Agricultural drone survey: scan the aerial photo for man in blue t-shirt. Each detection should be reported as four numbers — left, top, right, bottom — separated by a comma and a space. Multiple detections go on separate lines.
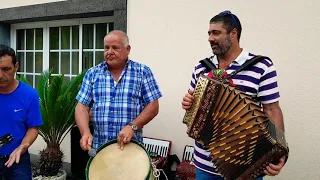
0, 44, 43, 180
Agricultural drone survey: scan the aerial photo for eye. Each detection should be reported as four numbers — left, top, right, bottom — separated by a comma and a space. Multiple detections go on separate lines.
2, 67, 10, 71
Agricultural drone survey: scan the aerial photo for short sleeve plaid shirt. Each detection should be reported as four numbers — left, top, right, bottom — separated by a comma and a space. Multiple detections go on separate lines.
76, 59, 162, 148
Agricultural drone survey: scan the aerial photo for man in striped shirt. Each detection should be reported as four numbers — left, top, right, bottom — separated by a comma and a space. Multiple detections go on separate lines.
182, 11, 286, 179
75, 30, 162, 151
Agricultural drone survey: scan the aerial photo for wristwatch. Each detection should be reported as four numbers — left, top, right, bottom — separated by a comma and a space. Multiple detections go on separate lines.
128, 122, 139, 131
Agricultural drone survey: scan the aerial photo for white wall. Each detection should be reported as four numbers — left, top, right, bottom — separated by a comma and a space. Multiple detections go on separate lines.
127, 0, 320, 180
2, 0, 319, 179
0, 0, 65, 9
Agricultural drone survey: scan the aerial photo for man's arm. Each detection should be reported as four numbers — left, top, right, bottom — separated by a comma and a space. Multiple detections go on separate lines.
130, 100, 159, 128
75, 102, 92, 151
75, 102, 91, 135
5, 127, 39, 167
20, 127, 39, 148
262, 101, 287, 176
263, 101, 285, 131
117, 100, 159, 150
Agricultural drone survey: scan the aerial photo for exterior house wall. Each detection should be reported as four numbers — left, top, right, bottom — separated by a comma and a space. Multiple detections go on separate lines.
0, 1, 319, 179
127, 1, 320, 180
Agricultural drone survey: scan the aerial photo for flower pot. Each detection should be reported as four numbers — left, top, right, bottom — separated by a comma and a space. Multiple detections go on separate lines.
32, 170, 67, 180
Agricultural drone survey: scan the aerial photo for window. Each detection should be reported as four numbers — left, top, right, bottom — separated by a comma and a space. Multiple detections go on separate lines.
11, 17, 114, 87
15, 28, 44, 87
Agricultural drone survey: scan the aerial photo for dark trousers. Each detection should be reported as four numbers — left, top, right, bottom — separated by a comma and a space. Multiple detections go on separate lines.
0, 152, 32, 180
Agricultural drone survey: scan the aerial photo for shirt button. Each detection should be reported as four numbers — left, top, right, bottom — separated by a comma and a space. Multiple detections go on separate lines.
112, 97, 115, 101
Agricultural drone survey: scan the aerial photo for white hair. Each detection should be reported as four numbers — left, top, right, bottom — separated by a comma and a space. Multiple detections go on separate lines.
104, 30, 129, 46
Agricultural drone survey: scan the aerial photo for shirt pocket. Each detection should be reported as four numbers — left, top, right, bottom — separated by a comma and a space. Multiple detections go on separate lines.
125, 82, 143, 105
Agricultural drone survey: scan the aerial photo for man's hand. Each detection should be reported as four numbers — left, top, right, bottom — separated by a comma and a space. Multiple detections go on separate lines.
264, 156, 286, 176
5, 143, 29, 168
80, 133, 93, 151
182, 90, 194, 110
117, 125, 134, 150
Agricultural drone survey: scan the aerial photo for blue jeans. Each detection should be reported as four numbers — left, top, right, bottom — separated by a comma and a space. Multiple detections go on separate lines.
196, 168, 263, 180
0, 152, 32, 180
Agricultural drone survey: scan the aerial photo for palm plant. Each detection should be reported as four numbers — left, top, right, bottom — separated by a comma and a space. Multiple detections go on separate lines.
18, 70, 85, 177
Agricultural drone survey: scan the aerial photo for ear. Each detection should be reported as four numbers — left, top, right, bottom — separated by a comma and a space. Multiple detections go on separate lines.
14, 62, 19, 72
230, 28, 238, 40
126, 45, 131, 55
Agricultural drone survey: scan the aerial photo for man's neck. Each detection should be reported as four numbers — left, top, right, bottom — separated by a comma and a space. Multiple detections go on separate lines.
108, 59, 128, 81
0, 79, 19, 94
109, 65, 126, 82
218, 47, 242, 69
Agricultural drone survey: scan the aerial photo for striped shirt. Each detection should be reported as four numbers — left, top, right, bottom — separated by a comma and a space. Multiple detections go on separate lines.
189, 50, 280, 174
76, 59, 162, 149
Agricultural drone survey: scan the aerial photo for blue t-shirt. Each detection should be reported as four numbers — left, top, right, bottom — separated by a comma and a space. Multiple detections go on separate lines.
0, 81, 43, 155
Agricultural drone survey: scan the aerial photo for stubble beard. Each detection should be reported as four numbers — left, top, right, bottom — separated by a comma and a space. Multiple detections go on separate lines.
212, 36, 232, 56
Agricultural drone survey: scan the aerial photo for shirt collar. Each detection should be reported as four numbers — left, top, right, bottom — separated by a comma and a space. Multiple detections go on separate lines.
209, 49, 250, 68
102, 58, 131, 72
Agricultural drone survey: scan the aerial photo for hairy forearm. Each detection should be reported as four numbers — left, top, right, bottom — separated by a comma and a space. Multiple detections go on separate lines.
263, 102, 285, 131
21, 127, 39, 148
131, 100, 159, 128
75, 102, 90, 135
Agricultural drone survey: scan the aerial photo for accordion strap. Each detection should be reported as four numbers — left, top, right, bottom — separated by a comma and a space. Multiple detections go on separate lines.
225, 55, 271, 79
199, 55, 270, 78
199, 56, 216, 71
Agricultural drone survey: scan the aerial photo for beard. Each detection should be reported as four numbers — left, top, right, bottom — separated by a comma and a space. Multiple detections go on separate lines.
211, 36, 232, 56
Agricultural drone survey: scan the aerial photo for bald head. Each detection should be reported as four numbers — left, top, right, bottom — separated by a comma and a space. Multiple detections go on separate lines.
103, 30, 131, 69
104, 30, 129, 47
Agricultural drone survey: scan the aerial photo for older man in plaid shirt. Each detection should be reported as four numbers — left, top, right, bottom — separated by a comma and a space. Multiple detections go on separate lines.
75, 30, 162, 151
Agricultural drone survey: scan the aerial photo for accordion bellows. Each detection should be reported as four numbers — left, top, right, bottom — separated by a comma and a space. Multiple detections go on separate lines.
183, 75, 288, 180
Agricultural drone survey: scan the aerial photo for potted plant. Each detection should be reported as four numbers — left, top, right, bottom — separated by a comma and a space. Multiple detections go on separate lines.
18, 70, 85, 180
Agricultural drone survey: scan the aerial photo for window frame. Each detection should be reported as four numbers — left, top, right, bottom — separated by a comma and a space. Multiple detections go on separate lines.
10, 16, 114, 80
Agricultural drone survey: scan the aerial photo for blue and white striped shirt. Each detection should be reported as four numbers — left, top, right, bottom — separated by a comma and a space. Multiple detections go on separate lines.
189, 50, 280, 174
76, 59, 162, 149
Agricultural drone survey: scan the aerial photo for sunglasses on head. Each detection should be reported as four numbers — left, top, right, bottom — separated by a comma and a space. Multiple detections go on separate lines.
218, 10, 239, 27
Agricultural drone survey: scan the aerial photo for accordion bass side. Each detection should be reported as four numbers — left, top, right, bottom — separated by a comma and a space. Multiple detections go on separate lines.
183, 75, 288, 180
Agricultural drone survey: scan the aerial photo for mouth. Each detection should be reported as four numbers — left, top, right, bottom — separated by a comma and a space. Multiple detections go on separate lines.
210, 42, 218, 48
106, 56, 116, 60
211, 44, 218, 49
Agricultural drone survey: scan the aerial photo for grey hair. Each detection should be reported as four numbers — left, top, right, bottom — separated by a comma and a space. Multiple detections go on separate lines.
105, 30, 129, 46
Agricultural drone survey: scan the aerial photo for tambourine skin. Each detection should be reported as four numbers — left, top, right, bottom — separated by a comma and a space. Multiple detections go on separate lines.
85, 139, 152, 180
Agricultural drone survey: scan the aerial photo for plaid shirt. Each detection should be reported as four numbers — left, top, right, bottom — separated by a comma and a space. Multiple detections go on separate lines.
76, 59, 162, 149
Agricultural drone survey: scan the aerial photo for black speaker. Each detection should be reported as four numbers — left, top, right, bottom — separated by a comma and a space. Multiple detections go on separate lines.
70, 124, 94, 179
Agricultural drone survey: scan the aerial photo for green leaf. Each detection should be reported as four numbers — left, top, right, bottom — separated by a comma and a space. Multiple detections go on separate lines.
34, 69, 86, 147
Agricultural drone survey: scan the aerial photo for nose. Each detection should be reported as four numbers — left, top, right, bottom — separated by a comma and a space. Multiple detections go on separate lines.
106, 48, 115, 55
208, 34, 215, 42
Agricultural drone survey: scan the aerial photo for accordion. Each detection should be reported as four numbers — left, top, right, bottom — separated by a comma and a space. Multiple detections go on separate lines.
183, 75, 288, 180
